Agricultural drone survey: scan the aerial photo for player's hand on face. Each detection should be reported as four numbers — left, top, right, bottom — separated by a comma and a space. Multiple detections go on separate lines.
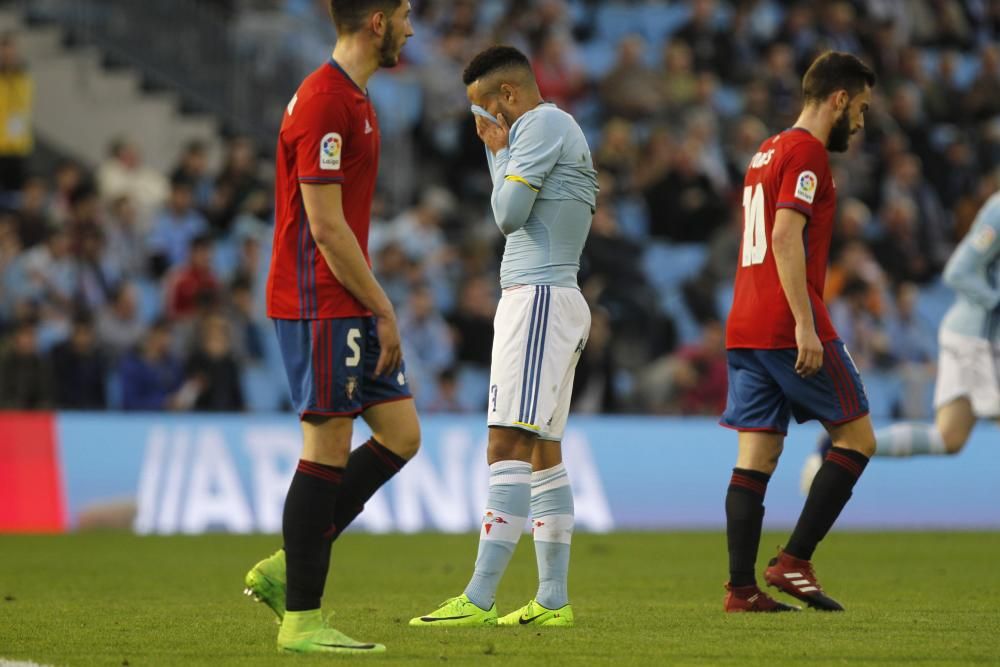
794, 324, 823, 378
374, 314, 403, 377
475, 113, 510, 155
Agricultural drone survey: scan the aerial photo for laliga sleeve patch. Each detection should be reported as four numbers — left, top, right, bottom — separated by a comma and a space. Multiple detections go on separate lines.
971, 225, 996, 253
320, 132, 342, 170
794, 170, 818, 204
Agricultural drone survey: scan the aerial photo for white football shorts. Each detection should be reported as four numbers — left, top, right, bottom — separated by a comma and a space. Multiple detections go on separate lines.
487, 284, 591, 441
934, 328, 1000, 418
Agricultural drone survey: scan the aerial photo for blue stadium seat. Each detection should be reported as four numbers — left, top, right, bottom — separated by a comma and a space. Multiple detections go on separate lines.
916, 279, 952, 329
642, 242, 708, 290
456, 365, 490, 413
638, 3, 690, 45
578, 39, 618, 79
862, 371, 901, 420
659, 285, 702, 345
242, 364, 285, 412
715, 284, 735, 322
594, 4, 641, 43
135, 278, 164, 325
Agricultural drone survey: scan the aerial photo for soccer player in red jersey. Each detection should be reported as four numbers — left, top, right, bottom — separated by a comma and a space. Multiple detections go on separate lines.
243, 0, 417, 654
720, 52, 876, 613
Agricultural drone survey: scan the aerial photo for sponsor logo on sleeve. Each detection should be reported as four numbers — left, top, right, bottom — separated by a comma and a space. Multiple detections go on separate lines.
794, 170, 817, 204
320, 132, 342, 170
971, 225, 996, 253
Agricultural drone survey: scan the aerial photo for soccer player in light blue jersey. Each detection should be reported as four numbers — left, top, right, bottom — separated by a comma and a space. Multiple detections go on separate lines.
411, 46, 598, 628
804, 185, 1000, 484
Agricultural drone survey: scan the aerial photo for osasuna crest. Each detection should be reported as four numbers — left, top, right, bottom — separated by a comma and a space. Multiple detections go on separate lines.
345, 376, 358, 401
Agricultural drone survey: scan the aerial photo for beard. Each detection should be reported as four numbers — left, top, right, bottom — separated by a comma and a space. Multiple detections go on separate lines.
826, 110, 852, 152
377, 21, 400, 67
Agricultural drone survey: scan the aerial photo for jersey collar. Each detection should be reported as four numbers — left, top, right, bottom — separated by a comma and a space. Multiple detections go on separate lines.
327, 58, 367, 96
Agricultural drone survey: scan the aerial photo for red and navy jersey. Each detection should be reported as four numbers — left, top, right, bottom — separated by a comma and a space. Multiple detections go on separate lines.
267, 59, 380, 320
726, 128, 838, 349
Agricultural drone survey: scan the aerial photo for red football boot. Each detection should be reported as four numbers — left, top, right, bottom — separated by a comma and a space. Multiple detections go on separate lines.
764, 549, 844, 611
724, 583, 800, 612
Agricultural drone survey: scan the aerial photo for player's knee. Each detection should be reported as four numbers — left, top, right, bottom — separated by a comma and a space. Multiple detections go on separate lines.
376, 424, 421, 460
940, 430, 967, 455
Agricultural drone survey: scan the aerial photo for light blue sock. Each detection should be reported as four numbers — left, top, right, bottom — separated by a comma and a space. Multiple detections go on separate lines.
874, 423, 946, 457
464, 460, 531, 610
530, 463, 574, 610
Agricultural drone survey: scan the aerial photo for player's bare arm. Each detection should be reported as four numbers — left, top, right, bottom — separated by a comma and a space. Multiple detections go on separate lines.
300, 182, 402, 376
772, 208, 822, 377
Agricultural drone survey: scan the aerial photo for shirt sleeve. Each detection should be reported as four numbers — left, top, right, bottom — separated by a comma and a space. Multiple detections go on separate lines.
775, 141, 826, 220
293, 93, 352, 184
504, 111, 563, 191
942, 196, 1000, 309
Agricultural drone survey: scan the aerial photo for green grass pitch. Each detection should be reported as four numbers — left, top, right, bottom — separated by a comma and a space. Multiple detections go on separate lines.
1, 532, 998, 665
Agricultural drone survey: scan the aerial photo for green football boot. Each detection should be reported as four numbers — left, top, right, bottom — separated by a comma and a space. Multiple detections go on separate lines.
498, 599, 574, 627
244, 549, 286, 622
409, 594, 497, 627
278, 609, 385, 654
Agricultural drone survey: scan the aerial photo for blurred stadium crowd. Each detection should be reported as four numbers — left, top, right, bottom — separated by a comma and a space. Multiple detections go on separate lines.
0, 0, 998, 416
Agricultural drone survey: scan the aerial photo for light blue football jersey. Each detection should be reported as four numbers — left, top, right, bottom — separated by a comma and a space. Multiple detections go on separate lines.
485, 103, 598, 289
941, 192, 1000, 341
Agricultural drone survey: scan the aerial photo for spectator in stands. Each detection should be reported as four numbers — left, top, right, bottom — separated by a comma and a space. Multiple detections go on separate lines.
104, 195, 146, 278
96, 282, 145, 360
643, 139, 726, 242
571, 306, 619, 414
660, 41, 698, 116
0, 317, 54, 409
119, 319, 190, 411
9, 225, 76, 310
209, 136, 261, 233
531, 28, 587, 113
50, 159, 83, 226
0, 33, 33, 193
384, 186, 455, 268
51, 311, 107, 409
593, 118, 638, 188
74, 224, 119, 310
0, 213, 20, 319
965, 44, 1000, 121
164, 234, 220, 319
147, 174, 209, 272
227, 276, 264, 363
400, 282, 455, 383
13, 176, 52, 249
674, 0, 732, 79
598, 35, 662, 121
186, 313, 244, 412
882, 153, 951, 272
96, 137, 168, 219
425, 366, 464, 413
446, 275, 496, 369
373, 241, 417, 309
171, 139, 215, 210
673, 317, 728, 415
829, 277, 892, 371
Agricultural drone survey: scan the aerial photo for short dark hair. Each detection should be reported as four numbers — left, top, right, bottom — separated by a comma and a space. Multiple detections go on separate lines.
802, 51, 876, 104
328, 0, 401, 34
462, 45, 532, 86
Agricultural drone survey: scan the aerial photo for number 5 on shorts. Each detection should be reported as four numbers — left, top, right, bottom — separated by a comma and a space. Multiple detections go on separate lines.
346, 328, 361, 367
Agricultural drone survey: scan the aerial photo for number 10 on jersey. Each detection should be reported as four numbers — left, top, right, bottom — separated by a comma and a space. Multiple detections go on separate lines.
741, 184, 767, 267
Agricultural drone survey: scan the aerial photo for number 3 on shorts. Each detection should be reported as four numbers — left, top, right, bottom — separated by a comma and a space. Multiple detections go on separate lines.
346, 328, 361, 367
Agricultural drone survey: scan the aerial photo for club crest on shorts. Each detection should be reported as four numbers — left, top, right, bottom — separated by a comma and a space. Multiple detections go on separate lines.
345, 376, 358, 401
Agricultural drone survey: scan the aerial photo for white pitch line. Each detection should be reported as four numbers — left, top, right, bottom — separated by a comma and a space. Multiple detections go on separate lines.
0, 659, 58, 667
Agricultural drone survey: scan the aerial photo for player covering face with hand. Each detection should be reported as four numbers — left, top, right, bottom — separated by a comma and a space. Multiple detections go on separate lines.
410, 46, 598, 628
241, 0, 417, 655
720, 51, 876, 612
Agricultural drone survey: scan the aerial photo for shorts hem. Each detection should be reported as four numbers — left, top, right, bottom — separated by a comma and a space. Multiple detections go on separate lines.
821, 411, 870, 427
300, 408, 362, 419
718, 420, 787, 436
488, 421, 543, 437
362, 395, 413, 411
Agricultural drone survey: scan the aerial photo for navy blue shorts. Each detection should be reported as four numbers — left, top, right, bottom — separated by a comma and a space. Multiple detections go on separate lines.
273, 316, 411, 418
720, 338, 869, 435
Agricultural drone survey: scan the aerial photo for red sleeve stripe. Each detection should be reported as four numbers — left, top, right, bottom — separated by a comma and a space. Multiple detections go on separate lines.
299, 176, 344, 183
